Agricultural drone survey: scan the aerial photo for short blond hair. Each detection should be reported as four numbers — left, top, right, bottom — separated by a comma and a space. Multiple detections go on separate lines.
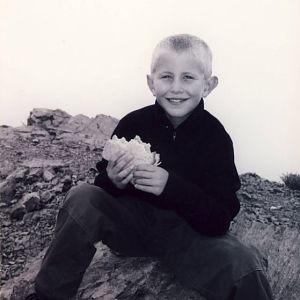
151, 34, 213, 78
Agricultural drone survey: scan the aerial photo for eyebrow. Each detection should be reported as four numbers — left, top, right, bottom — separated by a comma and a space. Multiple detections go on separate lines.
182, 72, 197, 76
158, 71, 197, 75
158, 71, 173, 74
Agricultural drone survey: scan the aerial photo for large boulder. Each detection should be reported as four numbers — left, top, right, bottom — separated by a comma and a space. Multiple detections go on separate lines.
1, 244, 204, 300
27, 108, 71, 129
1, 186, 299, 300
26, 108, 118, 149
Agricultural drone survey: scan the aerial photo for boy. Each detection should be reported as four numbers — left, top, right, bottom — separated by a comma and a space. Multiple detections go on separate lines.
26, 34, 273, 300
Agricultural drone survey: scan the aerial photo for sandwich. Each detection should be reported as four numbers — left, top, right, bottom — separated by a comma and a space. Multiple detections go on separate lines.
102, 135, 161, 166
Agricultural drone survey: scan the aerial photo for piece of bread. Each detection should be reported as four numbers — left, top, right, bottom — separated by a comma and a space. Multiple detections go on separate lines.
102, 135, 161, 166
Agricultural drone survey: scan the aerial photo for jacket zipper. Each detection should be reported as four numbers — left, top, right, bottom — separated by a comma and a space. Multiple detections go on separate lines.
173, 130, 176, 141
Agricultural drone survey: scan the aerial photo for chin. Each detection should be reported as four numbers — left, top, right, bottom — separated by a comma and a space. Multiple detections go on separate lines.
167, 110, 191, 121
166, 107, 190, 117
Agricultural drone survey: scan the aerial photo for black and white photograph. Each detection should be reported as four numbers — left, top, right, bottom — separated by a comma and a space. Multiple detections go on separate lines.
0, 1, 299, 299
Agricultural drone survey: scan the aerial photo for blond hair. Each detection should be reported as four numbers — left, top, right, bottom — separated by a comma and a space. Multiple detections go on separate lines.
151, 34, 213, 78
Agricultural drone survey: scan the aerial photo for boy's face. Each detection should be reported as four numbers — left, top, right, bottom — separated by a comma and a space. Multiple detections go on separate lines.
147, 50, 215, 127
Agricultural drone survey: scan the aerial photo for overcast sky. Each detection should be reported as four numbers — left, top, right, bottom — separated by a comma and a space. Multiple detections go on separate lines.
1, 0, 299, 182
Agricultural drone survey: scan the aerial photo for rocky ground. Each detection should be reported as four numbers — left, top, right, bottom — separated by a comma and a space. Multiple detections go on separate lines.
0, 109, 299, 299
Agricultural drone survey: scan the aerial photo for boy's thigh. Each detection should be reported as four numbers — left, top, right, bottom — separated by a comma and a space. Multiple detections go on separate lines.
64, 183, 155, 257
97, 193, 156, 257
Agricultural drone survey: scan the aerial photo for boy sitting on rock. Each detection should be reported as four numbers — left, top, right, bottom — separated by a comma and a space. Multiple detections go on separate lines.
26, 34, 273, 300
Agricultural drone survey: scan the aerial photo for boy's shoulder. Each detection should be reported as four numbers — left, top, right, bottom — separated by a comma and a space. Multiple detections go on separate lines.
203, 110, 233, 145
204, 109, 226, 130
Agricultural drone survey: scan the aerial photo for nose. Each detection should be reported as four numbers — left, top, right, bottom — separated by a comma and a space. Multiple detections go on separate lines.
170, 78, 183, 94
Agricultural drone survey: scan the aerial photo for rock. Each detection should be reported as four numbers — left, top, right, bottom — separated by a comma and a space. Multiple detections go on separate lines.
62, 175, 73, 192
40, 190, 54, 204
55, 114, 118, 150
21, 159, 67, 169
50, 177, 59, 185
0, 161, 16, 180
25, 168, 43, 184
27, 108, 71, 128
0, 179, 17, 205
2, 220, 12, 227
34, 182, 47, 190
31, 138, 40, 145
271, 187, 283, 194
1, 110, 300, 299
6, 168, 28, 182
270, 205, 282, 210
21, 192, 40, 212
51, 184, 64, 195
239, 191, 252, 201
30, 130, 49, 138
0, 245, 204, 300
10, 204, 26, 220
14, 126, 34, 134
43, 169, 55, 182
26, 109, 118, 150
60, 114, 91, 132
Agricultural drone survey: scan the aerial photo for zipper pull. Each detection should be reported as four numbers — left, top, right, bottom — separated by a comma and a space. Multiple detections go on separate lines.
173, 131, 176, 141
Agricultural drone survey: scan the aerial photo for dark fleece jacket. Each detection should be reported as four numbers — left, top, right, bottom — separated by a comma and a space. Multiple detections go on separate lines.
94, 99, 241, 236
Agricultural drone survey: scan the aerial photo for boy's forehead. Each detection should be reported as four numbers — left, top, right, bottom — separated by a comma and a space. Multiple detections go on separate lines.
152, 49, 205, 73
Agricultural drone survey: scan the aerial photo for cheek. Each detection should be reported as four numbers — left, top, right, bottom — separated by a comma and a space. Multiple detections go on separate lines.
154, 82, 170, 95
189, 83, 205, 96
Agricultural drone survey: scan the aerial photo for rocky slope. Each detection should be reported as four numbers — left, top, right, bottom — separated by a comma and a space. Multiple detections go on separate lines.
0, 109, 299, 300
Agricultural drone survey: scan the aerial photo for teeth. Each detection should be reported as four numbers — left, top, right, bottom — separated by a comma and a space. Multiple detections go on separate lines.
169, 99, 184, 103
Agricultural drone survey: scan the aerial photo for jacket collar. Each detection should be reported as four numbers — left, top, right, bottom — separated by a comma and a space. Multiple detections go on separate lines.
154, 98, 205, 129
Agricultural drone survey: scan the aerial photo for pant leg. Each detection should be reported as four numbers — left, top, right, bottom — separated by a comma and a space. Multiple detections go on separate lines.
230, 270, 273, 300
149, 208, 274, 300
35, 183, 154, 300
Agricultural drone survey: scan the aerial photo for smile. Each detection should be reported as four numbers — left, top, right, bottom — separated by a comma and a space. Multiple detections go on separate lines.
166, 98, 188, 104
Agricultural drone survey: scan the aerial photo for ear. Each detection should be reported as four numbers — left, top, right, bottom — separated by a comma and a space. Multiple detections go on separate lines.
203, 76, 218, 97
147, 74, 156, 96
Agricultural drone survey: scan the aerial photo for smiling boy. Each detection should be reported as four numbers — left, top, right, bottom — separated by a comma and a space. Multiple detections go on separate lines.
27, 34, 273, 300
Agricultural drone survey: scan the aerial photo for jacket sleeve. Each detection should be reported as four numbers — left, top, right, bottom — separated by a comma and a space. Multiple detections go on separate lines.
159, 136, 241, 236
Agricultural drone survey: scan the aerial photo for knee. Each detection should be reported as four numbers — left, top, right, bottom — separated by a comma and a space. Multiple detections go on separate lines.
63, 183, 109, 214
220, 240, 265, 279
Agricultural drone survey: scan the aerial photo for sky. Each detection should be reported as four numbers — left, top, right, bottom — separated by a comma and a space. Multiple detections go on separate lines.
0, 0, 299, 182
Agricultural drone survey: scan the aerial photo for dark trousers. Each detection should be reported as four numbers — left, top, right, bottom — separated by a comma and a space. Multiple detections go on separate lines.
35, 183, 273, 300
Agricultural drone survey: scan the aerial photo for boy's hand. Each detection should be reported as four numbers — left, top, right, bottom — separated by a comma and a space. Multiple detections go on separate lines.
133, 164, 169, 196
106, 151, 134, 189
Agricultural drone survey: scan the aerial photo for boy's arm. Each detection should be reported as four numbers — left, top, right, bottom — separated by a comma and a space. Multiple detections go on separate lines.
159, 136, 241, 237
94, 116, 135, 195
94, 159, 122, 196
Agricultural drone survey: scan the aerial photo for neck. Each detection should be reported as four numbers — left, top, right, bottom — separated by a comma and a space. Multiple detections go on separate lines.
166, 113, 191, 129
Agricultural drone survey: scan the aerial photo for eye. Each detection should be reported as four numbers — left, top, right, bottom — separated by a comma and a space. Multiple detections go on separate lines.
160, 75, 172, 80
183, 75, 194, 80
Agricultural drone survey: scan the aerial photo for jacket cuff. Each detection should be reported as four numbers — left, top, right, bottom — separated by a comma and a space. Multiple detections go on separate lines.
94, 170, 122, 197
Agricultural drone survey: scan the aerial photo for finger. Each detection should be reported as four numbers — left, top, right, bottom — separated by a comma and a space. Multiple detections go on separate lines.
113, 151, 127, 164
118, 165, 134, 180
135, 164, 156, 172
133, 170, 154, 179
114, 154, 134, 173
107, 160, 114, 170
134, 183, 155, 194
134, 178, 155, 186
120, 172, 133, 185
